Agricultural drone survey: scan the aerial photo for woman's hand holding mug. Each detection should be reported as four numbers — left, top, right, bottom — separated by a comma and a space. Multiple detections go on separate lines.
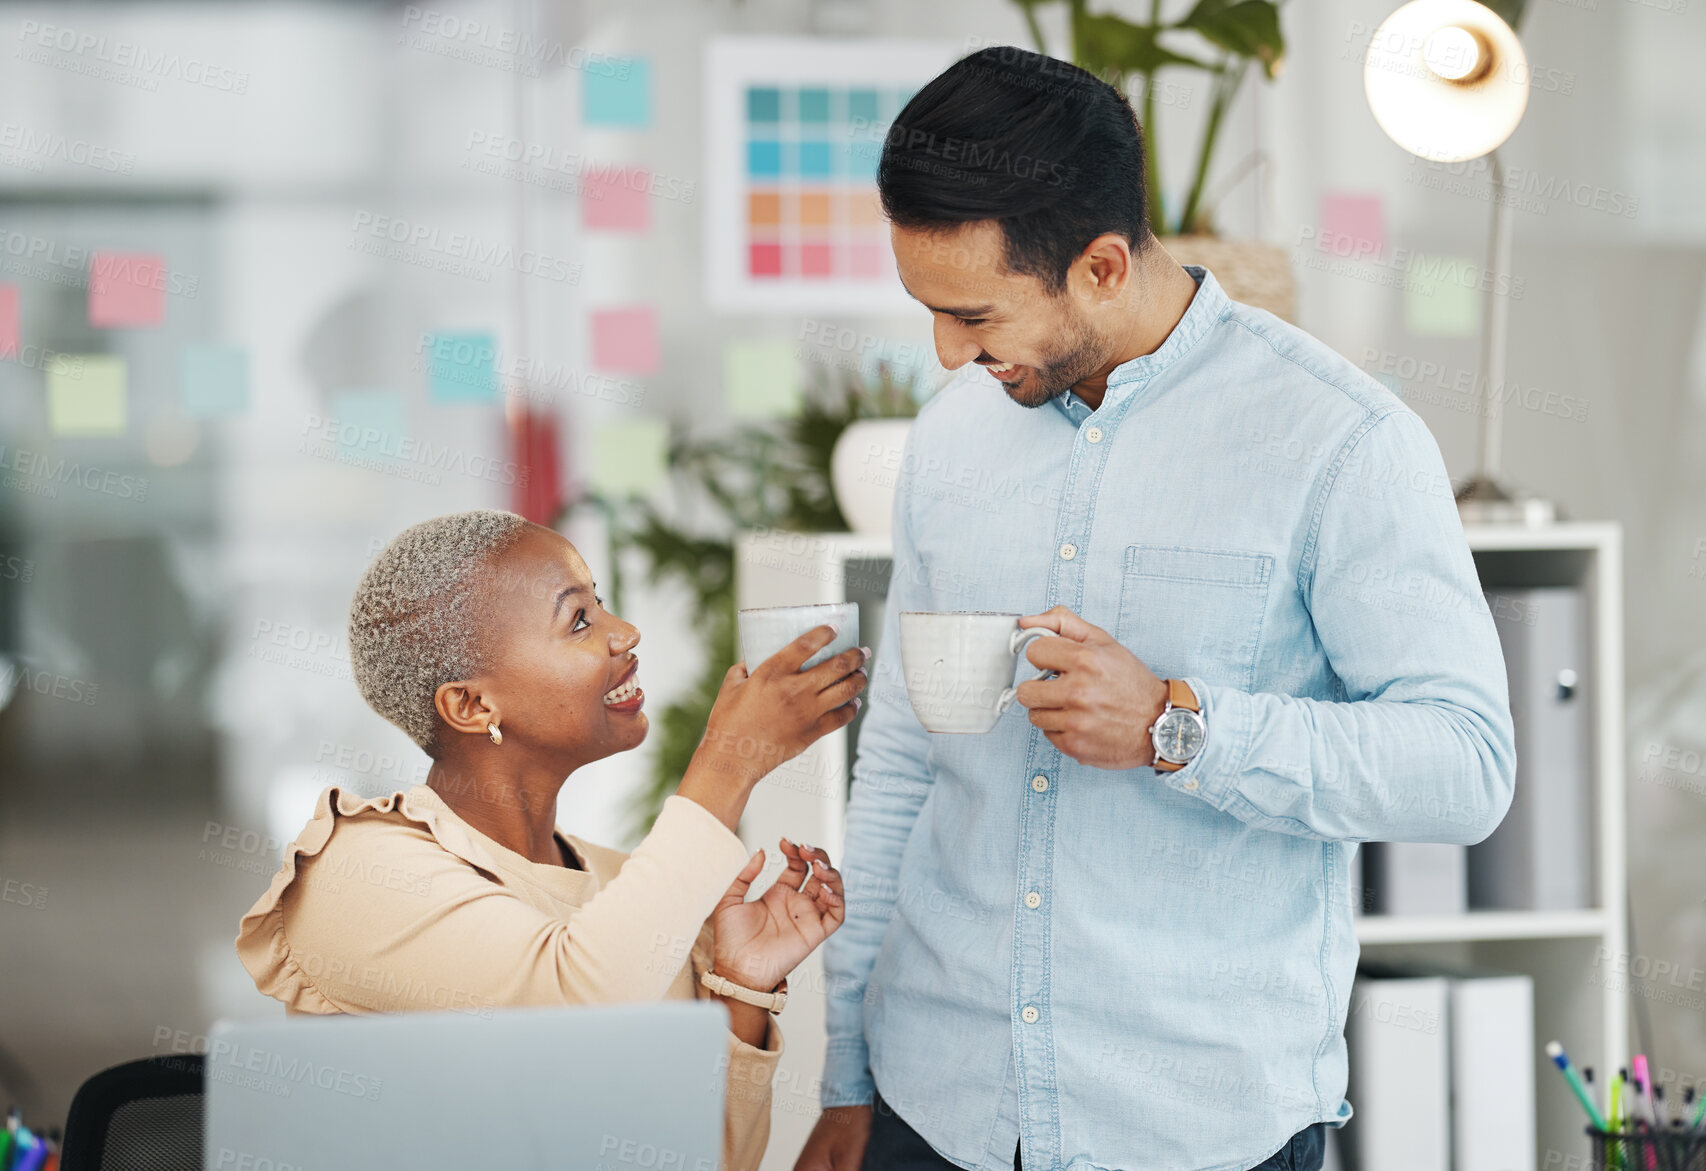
676, 623, 869, 831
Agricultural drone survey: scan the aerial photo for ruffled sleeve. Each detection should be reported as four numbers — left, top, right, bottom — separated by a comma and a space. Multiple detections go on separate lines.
234, 786, 754, 1015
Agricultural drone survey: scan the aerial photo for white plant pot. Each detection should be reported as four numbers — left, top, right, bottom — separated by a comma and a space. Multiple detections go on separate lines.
830, 418, 914, 536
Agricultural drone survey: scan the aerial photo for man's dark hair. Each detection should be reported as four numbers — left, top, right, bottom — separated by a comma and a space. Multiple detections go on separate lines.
878, 46, 1151, 292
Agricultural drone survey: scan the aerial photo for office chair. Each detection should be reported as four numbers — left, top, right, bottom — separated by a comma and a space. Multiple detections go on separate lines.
59, 1054, 204, 1171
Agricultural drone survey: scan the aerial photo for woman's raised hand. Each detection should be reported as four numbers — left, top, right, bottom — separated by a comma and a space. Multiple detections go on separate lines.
711, 838, 846, 992
677, 625, 868, 830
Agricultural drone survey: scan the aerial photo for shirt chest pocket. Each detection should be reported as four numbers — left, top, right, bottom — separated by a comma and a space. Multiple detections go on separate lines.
1115, 545, 1274, 693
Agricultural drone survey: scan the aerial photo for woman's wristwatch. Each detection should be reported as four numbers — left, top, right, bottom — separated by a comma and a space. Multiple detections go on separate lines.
701, 969, 789, 1014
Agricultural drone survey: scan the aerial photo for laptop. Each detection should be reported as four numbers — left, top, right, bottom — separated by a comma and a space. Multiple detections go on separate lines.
204, 1002, 727, 1170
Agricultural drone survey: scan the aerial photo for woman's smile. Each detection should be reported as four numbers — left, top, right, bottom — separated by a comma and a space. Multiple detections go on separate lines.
602, 658, 644, 713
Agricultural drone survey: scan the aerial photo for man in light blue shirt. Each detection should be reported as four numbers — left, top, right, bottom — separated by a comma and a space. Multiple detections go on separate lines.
793, 47, 1515, 1171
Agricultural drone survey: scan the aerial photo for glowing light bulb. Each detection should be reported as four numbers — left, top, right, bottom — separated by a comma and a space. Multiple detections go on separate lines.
1423, 25, 1481, 81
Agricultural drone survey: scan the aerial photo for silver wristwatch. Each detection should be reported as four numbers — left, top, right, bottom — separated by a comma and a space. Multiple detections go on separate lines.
1149, 678, 1206, 772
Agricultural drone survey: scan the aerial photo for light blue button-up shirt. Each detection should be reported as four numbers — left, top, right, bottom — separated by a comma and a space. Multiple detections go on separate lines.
821, 267, 1516, 1171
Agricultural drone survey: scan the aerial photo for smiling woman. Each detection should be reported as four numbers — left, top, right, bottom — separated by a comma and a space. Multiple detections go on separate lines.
234, 509, 869, 1171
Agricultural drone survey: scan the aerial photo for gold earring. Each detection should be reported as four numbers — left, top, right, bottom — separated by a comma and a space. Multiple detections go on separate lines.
487, 722, 503, 746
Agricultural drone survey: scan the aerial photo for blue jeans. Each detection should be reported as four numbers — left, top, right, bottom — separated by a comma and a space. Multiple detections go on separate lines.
862, 1088, 1328, 1171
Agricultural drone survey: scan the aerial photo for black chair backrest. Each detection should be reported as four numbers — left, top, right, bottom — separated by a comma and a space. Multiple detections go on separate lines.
59, 1054, 204, 1171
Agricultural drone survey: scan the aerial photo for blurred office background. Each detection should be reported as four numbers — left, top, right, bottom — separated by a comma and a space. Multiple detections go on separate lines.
0, 0, 1703, 1163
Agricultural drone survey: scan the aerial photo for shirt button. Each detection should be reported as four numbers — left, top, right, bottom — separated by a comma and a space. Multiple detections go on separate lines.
1183, 778, 1200, 790
1059, 542, 1077, 560
1031, 775, 1049, 793
1024, 891, 1042, 909
1021, 1005, 1040, 1024
1085, 426, 1104, 444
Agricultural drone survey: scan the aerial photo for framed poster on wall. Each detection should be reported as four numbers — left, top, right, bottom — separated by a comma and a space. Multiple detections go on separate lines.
703, 36, 964, 314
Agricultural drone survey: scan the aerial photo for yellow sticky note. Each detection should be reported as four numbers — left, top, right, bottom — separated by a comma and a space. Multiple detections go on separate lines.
48, 354, 126, 435
725, 340, 799, 419
588, 416, 669, 497
1405, 254, 1481, 338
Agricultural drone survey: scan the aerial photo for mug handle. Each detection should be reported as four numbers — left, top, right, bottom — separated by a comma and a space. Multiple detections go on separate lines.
997, 627, 1061, 715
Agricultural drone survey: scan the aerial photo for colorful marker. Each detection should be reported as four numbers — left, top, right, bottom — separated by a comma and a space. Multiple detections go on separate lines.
1548, 1041, 1609, 1129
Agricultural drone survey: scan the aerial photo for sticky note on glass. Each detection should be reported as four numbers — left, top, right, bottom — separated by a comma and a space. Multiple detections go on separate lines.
181, 345, 250, 417
584, 57, 652, 127
1319, 193, 1385, 260
588, 416, 669, 497
583, 167, 651, 231
725, 340, 799, 419
48, 355, 126, 435
0, 284, 18, 359
88, 252, 166, 328
330, 388, 408, 461
425, 331, 499, 403
1405, 254, 1481, 338
591, 307, 659, 375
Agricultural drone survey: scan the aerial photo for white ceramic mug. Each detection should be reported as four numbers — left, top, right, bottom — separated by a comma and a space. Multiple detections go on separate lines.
897, 612, 1060, 734
738, 602, 859, 672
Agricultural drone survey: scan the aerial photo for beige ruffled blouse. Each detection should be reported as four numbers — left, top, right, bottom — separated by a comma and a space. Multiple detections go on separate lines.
235, 784, 784, 1171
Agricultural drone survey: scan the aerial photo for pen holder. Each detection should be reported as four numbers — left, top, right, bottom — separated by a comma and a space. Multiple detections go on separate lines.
1588, 1127, 1706, 1171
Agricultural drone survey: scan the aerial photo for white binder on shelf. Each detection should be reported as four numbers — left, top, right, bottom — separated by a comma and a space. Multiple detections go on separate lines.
1346, 969, 1451, 1171
1450, 972, 1537, 1171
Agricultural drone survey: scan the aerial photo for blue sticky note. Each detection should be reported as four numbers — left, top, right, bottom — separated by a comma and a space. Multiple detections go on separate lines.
426, 331, 499, 403
584, 57, 652, 128
747, 140, 783, 178
330, 389, 408, 462
180, 345, 249, 418
747, 87, 781, 123
799, 140, 833, 178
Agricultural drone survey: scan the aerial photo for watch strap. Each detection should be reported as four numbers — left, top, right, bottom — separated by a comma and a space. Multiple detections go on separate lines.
1153, 679, 1200, 773
1167, 677, 1200, 713
700, 969, 788, 1014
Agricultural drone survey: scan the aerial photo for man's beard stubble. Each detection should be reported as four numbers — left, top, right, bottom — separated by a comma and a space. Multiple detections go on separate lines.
1006, 311, 1106, 409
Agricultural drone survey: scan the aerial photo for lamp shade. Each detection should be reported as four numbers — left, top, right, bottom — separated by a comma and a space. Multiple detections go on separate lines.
1364, 0, 1529, 162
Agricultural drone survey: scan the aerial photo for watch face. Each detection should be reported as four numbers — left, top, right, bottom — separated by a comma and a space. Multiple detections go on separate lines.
1155, 709, 1206, 763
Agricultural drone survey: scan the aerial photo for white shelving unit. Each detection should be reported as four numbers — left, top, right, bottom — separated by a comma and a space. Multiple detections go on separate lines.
733, 521, 1626, 1171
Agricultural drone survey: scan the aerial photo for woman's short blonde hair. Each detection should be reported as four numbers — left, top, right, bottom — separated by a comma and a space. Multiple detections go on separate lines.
349, 509, 531, 753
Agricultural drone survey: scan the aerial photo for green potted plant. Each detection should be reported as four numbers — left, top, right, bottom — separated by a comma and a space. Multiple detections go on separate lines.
1011, 0, 1296, 319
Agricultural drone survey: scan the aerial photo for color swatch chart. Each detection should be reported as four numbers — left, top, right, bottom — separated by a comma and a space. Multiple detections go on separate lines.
742, 85, 912, 283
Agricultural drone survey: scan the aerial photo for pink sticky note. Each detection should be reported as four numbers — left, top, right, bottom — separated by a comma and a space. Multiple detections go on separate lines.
1319, 193, 1385, 261
88, 251, 166, 328
591, 306, 659, 375
583, 167, 652, 231
0, 285, 17, 359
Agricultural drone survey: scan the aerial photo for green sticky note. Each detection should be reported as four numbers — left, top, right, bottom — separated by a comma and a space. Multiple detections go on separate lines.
48, 354, 126, 435
725, 340, 799, 419
588, 416, 668, 497
1405, 253, 1481, 338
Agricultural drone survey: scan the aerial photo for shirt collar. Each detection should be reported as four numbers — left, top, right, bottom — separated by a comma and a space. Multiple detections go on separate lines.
1052, 264, 1227, 419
